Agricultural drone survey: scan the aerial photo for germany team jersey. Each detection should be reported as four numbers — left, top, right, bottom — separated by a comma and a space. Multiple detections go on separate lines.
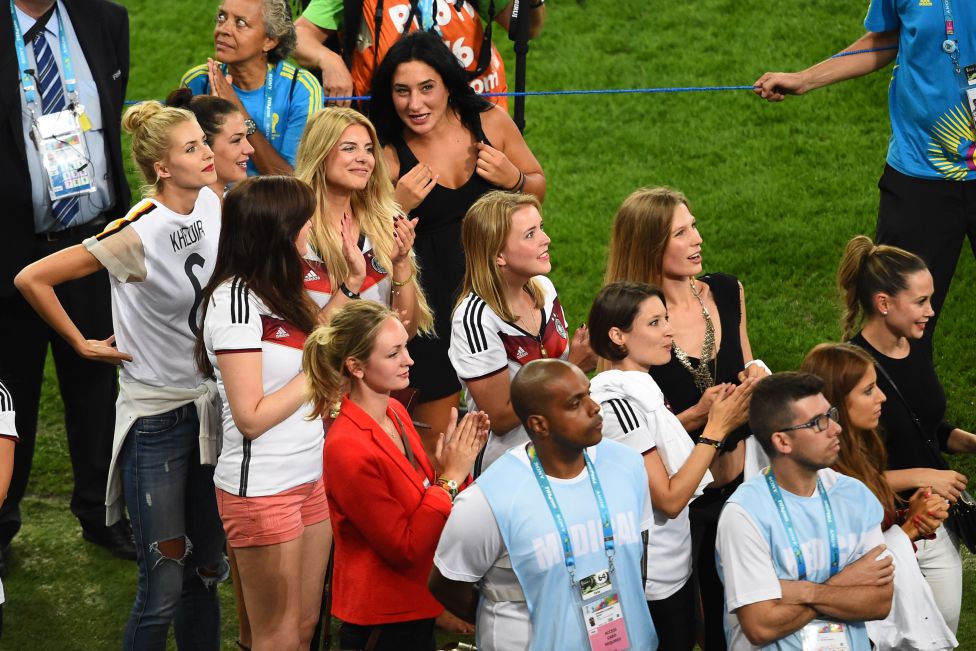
302, 235, 392, 309
84, 187, 222, 389
204, 279, 324, 497
0, 380, 19, 443
449, 276, 569, 472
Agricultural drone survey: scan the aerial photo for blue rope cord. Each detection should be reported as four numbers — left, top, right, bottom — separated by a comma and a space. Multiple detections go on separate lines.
122, 46, 898, 106
829, 44, 898, 58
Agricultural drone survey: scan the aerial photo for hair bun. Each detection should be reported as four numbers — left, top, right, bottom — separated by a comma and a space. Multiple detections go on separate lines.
165, 87, 194, 109
122, 100, 166, 135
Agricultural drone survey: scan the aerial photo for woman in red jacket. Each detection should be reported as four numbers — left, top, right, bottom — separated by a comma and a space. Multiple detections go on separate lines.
303, 300, 488, 650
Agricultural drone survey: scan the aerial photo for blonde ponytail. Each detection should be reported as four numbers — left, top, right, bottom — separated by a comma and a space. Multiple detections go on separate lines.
303, 301, 399, 418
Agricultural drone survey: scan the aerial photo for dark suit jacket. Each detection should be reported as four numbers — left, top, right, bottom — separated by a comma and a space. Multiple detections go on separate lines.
324, 395, 453, 625
0, 0, 130, 296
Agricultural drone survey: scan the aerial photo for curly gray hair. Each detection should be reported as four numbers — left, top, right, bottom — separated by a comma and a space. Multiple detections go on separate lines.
261, 0, 296, 63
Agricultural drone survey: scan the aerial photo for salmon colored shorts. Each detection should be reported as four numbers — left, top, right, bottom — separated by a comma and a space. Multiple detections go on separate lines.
216, 476, 329, 548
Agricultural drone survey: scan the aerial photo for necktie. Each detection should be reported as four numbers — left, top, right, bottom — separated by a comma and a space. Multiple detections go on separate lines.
33, 29, 80, 228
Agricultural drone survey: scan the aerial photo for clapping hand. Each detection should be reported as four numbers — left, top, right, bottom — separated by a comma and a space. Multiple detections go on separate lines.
435, 409, 490, 483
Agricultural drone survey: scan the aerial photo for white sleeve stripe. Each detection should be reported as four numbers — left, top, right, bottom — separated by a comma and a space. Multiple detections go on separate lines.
462, 296, 489, 353
605, 398, 637, 433
0, 384, 11, 412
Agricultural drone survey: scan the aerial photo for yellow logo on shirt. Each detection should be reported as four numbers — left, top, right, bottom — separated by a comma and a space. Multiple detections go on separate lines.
919, 0, 932, 6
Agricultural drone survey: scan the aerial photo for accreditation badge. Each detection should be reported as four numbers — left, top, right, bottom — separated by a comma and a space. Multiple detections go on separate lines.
31, 106, 96, 202
800, 620, 850, 651
963, 64, 976, 129
578, 569, 629, 651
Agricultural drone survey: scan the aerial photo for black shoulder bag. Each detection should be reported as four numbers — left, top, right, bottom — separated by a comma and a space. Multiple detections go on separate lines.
871, 360, 976, 553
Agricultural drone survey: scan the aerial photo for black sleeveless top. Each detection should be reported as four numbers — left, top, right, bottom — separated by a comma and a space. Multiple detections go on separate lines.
390, 111, 500, 401
389, 113, 497, 235
650, 273, 749, 448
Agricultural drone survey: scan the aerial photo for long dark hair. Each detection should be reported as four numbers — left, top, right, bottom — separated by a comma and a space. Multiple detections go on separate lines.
195, 176, 319, 377
369, 30, 492, 144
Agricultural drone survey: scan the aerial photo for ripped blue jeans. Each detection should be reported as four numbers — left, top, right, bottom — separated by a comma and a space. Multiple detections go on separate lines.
120, 402, 227, 650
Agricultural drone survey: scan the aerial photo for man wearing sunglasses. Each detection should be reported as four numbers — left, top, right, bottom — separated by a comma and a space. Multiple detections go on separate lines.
714, 372, 894, 650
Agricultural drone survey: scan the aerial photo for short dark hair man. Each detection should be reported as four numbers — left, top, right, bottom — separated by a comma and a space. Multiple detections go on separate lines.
429, 359, 658, 650
716, 372, 893, 649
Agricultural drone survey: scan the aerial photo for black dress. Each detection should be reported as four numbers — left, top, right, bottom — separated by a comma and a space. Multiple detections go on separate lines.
849, 333, 953, 474
649, 272, 748, 651
390, 116, 497, 403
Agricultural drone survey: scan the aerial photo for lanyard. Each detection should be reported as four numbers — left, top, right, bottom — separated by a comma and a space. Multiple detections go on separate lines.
217, 61, 276, 141
419, 0, 434, 30
9, 1, 77, 107
764, 469, 839, 581
262, 63, 275, 141
527, 443, 615, 586
941, 0, 962, 75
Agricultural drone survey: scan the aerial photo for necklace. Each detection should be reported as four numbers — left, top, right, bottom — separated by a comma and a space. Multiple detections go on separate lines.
672, 278, 716, 393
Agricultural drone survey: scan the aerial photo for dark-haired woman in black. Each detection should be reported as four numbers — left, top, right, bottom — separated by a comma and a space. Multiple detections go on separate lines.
369, 31, 545, 452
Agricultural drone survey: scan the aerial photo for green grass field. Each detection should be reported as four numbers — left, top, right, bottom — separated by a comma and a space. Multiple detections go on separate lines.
5, 0, 976, 648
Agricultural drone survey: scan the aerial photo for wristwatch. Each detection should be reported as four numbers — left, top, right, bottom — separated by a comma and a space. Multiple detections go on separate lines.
436, 477, 459, 501
243, 118, 257, 136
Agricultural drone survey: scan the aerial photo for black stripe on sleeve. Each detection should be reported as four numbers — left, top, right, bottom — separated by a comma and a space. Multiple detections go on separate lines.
243, 286, 250, 324
0, 383, 11, 412
620, 399, 640, 430
605, 398, 636, 434
462, 297, 477, 353
474, 300, 489, 352
230, 278, 238, 324
239, 439, 251, 497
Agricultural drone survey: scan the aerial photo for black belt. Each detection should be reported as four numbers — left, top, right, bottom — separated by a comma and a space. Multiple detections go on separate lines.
37, 216, 109, 242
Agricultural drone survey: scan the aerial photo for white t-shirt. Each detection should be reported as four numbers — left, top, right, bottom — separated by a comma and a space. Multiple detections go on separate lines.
205, 279, 324, 496
434, 445, 654, 651
598, 394, 693, 600
717, 468, 885, 651
434, 484, 532, 651
84, 187, 222, 389
449, 276, 570, 472
302, 236, 392, 309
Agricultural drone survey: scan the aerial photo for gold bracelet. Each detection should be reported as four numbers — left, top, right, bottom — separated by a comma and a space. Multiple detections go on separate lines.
392, 273, 415, 287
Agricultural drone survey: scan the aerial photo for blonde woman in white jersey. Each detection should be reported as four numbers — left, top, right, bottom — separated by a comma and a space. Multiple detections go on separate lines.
15, 101, 226, 650
294, 108, 432, 335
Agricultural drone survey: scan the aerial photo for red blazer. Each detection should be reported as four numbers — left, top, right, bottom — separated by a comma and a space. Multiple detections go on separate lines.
324, 395, 452, 625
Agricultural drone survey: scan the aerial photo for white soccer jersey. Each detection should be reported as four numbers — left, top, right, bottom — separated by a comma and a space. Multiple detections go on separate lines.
449, 276, 569, 472
205, 279, 324, 497
302, 236, 392, 309
84, 187, 222, 389
0, 381, 17, 443
595, 387, 694, 601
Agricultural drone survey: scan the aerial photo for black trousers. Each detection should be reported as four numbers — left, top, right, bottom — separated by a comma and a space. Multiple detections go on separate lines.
877, 164, 976, 341
338, 618, 435, 651
648, 577, 697, 651
0, 222, 118, 547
